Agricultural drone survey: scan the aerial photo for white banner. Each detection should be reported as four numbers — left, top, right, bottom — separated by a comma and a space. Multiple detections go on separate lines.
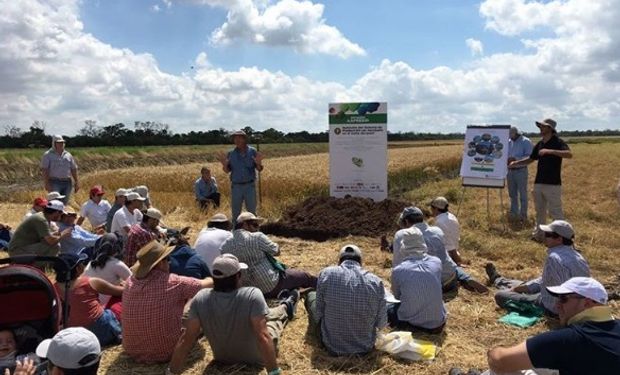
328, 102, 388, 201
459, 125, 510, 183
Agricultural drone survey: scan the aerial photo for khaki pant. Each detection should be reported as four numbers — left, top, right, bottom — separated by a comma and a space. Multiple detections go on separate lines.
266, 304, 289, 349
532, 184, 563, 240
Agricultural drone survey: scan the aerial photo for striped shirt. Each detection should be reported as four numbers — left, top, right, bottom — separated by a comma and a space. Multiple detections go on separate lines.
434, 212, 460, 251
392, 254, 446, 330
316, 260, 387, 355
526, 244, 590, 313
413, 222, 458, 285
220, 229, 280, 293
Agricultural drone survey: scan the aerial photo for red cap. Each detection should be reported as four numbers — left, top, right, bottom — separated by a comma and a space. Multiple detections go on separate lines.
34, 197, 48, 207
90, 186, 105, 196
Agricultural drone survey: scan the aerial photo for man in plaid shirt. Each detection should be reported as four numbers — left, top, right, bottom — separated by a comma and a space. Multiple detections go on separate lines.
124, 208, 161, 267
304, 244, 387, 356
122, 240, 213, 363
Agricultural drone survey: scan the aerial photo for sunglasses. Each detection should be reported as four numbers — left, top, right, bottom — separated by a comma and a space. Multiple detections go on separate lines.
544, 232, 560, 238
557, 294, 585, 304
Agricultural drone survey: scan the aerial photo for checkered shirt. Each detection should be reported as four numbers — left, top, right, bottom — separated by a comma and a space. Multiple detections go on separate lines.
220, 229, 280, 293
122, 269, 202, 363
316, 260, 387, 355
124, 223, 158, 267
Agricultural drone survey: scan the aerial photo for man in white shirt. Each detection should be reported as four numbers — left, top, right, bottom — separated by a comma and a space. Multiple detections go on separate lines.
430, 197, 463, 265
110, 192, 145, 238
77, 185, 111, 230
194, 213, 233, 271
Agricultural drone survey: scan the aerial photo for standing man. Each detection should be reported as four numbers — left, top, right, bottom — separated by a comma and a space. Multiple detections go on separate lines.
509, 118, 572, 241
507, 126, 533, 222
194, 166, 221, 209
217, 130, 263, 224
40, 135, 79, 204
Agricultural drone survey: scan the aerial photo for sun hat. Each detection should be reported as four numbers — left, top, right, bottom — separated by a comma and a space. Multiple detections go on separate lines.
399, 227, 428, 258
52, 135, 65, 143
47, 192, 66, 201
535, 118, 557, 131
211, 254, 248, 278
34, 197, 48, 207
62, 206, 78, 216
46, 200, 65, 212
339, 244, 362, 261
36, 327, 100, 370
133, 185, 149, 199
90, 186, 104, 196
399, 206, 424, 223
236, 212, 264, 224
231, 130, 247, 139
131, 240, 175, 279
144, 208, 162, 220
547, 277, 608, 305
539, 220, 574, 240
115, 188, 129, 197
430, 196, 449, 210
208, 213, 229, 223
125, 192, 146, 202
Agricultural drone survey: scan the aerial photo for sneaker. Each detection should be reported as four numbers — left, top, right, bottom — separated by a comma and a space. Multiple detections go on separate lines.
279, 289, 300, 320
485, 262, 501, 284
448, 368, 464, 375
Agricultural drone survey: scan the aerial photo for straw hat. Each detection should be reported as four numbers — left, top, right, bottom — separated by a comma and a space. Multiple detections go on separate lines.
131, 240, 175, 279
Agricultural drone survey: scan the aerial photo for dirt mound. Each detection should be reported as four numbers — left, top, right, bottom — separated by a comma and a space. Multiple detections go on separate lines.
261, 196, 410, 241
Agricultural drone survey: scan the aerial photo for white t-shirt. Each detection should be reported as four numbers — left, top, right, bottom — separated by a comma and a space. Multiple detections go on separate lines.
193, 227, 233, 271
80, 199, 112, 228
434, 212, 460, 251
84, 258, 132, 305
110, 206, 143, 238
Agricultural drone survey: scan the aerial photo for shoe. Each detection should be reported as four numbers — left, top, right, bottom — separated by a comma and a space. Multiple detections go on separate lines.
448, 368, 464, 375
279, 289, 300, 320
467, 369, 482, 375
485, 262, 501, 284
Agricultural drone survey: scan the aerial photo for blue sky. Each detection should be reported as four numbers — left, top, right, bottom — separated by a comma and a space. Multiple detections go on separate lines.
1, 0, 618, 134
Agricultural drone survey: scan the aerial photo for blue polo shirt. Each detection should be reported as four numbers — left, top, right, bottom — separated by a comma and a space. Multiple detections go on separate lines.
227, 146, 257, 184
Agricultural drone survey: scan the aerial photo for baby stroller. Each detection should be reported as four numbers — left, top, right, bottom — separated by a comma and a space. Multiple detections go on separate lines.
0, 255, 74, 373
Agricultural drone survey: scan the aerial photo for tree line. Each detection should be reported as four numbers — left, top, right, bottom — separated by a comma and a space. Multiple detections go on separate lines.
1, 121, 619, 148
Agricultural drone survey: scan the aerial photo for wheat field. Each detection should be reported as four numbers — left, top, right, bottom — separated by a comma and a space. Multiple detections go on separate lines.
1, 141, 619, 375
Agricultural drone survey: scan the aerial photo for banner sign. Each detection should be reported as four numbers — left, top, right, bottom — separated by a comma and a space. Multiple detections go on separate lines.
328, 102, 388, 201
459, 125, 510, 187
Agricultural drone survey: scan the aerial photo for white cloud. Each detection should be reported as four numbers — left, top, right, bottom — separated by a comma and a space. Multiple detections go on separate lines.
465, 38, 484, 56
151, 4, 161, 12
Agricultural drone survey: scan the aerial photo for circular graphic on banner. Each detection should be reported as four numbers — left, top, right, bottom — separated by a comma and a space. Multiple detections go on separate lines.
469, 133, 504, 163
334, 128, 341, 135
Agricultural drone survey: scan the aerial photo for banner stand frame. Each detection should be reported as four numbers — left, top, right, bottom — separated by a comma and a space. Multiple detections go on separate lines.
457, 181, 506, 232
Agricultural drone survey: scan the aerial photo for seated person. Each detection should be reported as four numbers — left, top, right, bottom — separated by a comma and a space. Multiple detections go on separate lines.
168, 254, 298, 375
194, 166, 221, 209
58, 208, 101, 257
194, 213, 233, 271
168, 228, 210, 279
388, 227, 446, 334
22, 197, 48, 220
0, 223, 12, 251
53, 253, 123, 346
36, 327, 102, 375
77, 185, 111, 231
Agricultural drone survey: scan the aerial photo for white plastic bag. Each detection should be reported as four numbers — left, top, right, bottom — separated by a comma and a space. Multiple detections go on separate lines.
375, 331, 437, 362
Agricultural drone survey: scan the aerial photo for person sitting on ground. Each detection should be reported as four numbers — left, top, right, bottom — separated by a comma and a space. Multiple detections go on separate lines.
221, 212, 317, 298
392, 206, 488, 294
305, 244, 387, 356
193, 213, 233, 271
486, 220, 590, 316
0, 223, 12, 251
168, 254, 298, 375
58, 208, 101, 258
131, 185, 151, 209
22, 197, 48, 220
168, 228, 211, 279
470, 277, 620, 375
0, 329, 38, 373
46, 192, 65, 205
110, 192, 145, 240
122, 240, 213, 363
388, 227, 447, 334
8, 200, 72, 258
36, 327, 102, 375
123, 208, 162, 267
53, 253, 123, 346
77, 186, 111, 232
429, 196, 465, 266
105, 188, 128, 233
84, 233, 132, 306
195, 166, 221, 210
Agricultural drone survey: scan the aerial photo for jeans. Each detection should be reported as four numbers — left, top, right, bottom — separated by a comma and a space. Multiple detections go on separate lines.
532, 184, 563, 240
492, 277, 541, 308
231, 182, 256, 226
89, 309, 122, 346
507, 168, 528, 219
49, 178, 72, 204
263, 268, 318, 299
0, 229, 10, 250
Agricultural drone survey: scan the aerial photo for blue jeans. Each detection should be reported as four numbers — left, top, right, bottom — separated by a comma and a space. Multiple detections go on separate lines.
231, 182, 257, 225
0, 229, 10, 250
89, 309, 122, 346
49, 179, 72, 204
455, 266, 472, 282
507, 168, 528, 219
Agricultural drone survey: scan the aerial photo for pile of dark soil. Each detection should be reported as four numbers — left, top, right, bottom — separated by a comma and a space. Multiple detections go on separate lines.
261, 196, 411, 241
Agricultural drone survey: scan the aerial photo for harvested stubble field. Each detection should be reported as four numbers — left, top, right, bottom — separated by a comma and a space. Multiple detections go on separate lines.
1, 140, 619, 375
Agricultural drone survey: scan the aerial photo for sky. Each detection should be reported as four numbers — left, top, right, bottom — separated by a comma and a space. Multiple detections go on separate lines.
1, 0, 619, 135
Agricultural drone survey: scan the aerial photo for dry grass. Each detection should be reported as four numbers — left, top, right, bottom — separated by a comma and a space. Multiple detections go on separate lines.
1, 142, 619, 375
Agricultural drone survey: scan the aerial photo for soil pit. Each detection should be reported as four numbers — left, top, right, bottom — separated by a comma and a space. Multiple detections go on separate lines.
261, 196, 411, 241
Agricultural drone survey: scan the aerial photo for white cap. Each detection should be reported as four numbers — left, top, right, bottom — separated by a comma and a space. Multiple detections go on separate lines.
115, 188, 129, 197
399, 227, 428, 258
547, 277, 608, 305
211, 254, 248, 278
208, 213, 229, 223
125, 192, 146, 202
36, 327, 101, 369
46, 191, 66, 201
52, 135, 65, 143
339, 244, 362, 260
430, 196, 449, 210
539, 220, 575, 240
46, 200, 65, 212
236, 212, 264, 224
144, 208, 162, 220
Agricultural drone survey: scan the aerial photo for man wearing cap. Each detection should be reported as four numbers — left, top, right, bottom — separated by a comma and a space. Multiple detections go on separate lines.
36, 327, 101, 375
168, 228, 211, 279
221, 212, 317, 298
110, 192, 145, 239
194, 166, 221, 210
388, 227, 447, 333
77, 185, 111, 231
430, 196, 465, 266
169, 254, 298, 375
131, 185, 151, 209
304, 245, 387, 356
485, 277, 620, 375
507, 126, 533, 222
8, 200, 72, 257
41, 135, 79, 204
58, 208, 101, 256
509, 118, 572, 241
124, 207, 162, 267
105, 188, 128, 232
23, 197, 48, 220
486, 220, 590, 315
123, 240, 213, 363
193, 213, 233, 271
216, 130, 264, 225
